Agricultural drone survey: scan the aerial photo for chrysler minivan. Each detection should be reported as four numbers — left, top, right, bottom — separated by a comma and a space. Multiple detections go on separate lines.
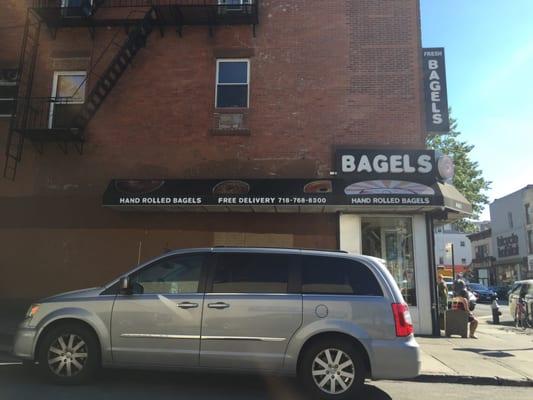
14, 247, 420, 398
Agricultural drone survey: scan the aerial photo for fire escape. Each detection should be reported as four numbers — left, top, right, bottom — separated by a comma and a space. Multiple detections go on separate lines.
4, 0, 259, 180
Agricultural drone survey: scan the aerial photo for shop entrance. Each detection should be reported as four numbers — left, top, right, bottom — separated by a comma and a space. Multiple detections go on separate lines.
361, 217, 416, 306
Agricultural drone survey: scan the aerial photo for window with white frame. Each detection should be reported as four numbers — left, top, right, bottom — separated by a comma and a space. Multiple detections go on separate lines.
49, 71, 87, 128
216, 59, 249, 108
61, 0, 93, 18
218, 0, 252, 12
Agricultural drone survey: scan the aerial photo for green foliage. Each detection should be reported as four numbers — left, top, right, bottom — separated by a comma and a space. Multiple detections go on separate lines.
426, 112, 491, 233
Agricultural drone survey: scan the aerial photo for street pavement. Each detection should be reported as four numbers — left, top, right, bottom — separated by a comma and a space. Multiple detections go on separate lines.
1, 364, 533, 400
1, 299, 532, 400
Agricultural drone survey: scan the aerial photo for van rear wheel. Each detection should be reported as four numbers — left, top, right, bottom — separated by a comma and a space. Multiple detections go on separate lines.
299, 338, 366, 399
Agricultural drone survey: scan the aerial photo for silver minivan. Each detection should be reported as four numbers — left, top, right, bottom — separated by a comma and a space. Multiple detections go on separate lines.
14, 247, 420, 398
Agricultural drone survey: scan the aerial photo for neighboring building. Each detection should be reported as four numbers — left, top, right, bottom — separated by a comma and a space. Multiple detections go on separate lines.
434, 223, 472, 278
490, 185, 533, 285
0, 1, 471, 335
473, 220, 491, 232
467, 228, 495, 287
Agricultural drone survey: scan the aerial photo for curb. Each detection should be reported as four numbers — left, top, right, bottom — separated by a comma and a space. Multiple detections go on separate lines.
398, 374, 533, 387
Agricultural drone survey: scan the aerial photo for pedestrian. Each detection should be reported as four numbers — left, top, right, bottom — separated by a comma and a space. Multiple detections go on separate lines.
452, 289, 478, 338
437, 274, 448, 314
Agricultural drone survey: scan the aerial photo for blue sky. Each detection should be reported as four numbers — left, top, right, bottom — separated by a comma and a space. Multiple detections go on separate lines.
420, 1, 533, 220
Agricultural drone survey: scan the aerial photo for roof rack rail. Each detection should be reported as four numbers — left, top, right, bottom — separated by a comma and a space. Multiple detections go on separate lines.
212, 246, 348, 253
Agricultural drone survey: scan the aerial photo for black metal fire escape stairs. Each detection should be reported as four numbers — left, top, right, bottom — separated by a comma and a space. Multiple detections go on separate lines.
3, 9, 41, 181
3, 1, 259, 181
72, 8, 159, 134
3, 7, 159, 180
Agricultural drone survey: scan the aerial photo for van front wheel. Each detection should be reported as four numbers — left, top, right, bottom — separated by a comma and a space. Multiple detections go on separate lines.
38, 322, 99, 384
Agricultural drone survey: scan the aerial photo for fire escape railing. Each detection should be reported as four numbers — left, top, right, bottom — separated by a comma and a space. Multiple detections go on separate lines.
4, 1, 259, 180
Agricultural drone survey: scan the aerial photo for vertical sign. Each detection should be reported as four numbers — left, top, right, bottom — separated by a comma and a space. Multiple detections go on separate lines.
423, 48, 449, 133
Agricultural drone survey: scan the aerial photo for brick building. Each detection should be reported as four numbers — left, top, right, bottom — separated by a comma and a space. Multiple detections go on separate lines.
0, 0, 470, 335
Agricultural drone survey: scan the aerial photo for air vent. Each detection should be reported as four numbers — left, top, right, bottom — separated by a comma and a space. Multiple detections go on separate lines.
217, 113, 245, 130
212, 112, 250, 136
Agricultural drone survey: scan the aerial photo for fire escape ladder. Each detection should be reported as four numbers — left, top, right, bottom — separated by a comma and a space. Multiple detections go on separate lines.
71, 7, 159, 130
3, 10, 42, 181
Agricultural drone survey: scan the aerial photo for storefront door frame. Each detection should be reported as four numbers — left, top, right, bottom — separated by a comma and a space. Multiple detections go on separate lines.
338, 212, 433, 335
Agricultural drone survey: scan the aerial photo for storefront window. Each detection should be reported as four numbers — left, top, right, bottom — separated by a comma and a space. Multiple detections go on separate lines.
361, 217, 417, 306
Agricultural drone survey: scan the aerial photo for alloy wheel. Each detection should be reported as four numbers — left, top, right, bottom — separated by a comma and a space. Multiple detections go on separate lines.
311, 348, 355, 395
47, 333, 88, 377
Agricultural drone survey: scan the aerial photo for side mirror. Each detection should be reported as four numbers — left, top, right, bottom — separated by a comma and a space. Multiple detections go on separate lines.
119, 276, 131, 295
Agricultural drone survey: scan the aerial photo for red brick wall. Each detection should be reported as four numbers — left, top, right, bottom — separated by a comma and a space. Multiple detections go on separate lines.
0, 0, 425, 196
0, 1, 425, 297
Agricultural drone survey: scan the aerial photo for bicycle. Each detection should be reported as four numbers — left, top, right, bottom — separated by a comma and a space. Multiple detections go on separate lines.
514, 297, 531, 329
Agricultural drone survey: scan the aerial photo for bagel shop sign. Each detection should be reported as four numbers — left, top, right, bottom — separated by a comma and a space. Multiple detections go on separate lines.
335, 149, 452, 184
423, 47, 450, 133
103, 176, 469, 213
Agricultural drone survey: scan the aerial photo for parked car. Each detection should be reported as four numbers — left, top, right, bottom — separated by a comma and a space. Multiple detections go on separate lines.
467, 283, 497, 303
13, 247, 420, 398
508, 280, 533, 322
488, 285, 511, 301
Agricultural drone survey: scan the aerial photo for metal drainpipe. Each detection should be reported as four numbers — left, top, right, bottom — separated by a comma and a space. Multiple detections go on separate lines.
426, 213, 440, 336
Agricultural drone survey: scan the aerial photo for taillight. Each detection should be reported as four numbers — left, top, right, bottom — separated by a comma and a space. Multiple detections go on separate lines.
392, 303, 414, 337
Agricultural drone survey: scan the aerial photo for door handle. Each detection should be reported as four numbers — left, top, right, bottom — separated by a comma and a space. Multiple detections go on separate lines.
208, 302, 230, 309
177, 301, 199, 309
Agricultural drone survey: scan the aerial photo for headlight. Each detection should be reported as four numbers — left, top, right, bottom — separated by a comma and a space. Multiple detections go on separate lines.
25, 304, 40, 319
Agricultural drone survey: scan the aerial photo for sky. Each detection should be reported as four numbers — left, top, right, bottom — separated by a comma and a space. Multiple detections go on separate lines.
420, 0, 533, 220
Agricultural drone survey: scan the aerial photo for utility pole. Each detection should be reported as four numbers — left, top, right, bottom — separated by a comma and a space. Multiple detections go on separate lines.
451, 243, 456, 280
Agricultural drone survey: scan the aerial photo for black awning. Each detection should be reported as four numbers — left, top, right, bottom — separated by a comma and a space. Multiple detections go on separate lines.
102, 178, 472, 215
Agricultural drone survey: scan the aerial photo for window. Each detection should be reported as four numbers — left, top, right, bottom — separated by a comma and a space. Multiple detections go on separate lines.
460, 241, 465, 247
212, 253, 292, 293
461, 258, 466, 264
129, 254, 205, 295
302, 256, 382, 296
49, 71, 86, 128
0, 69, 17, 117
61, 0, 93, 18
362, 217, 416, 305
218, 0, 251, 12
526, 203, 531, 225
475, 244, 488, 259
439, 256, 444, 265
528, 230, 533, 254
508, 212, 514, 228
216, 59, 249, 108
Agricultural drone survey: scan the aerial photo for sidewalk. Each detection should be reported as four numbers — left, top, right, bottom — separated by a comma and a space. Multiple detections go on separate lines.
416, 318, 533, 386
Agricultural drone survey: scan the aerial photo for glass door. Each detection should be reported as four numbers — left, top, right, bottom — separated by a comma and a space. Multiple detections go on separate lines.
361, 216, 417, 306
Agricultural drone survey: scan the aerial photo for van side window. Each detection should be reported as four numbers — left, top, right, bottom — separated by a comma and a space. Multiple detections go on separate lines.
129, 254, 205, 295
212, 253, 292, 294
302, 256, 383, 296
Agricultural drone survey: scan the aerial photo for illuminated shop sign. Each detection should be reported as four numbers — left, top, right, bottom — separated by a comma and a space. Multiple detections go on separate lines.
422, 47, 450, 133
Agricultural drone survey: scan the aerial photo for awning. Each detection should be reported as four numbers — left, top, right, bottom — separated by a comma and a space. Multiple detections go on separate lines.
103, 178, 472, 216
436, 182, 472, 214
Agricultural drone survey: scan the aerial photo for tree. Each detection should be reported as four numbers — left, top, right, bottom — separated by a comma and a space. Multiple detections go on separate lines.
426, 111, 491, 233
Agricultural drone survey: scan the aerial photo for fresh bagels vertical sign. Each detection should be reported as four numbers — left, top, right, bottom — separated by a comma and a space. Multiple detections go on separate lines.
423, 47, 449, 133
